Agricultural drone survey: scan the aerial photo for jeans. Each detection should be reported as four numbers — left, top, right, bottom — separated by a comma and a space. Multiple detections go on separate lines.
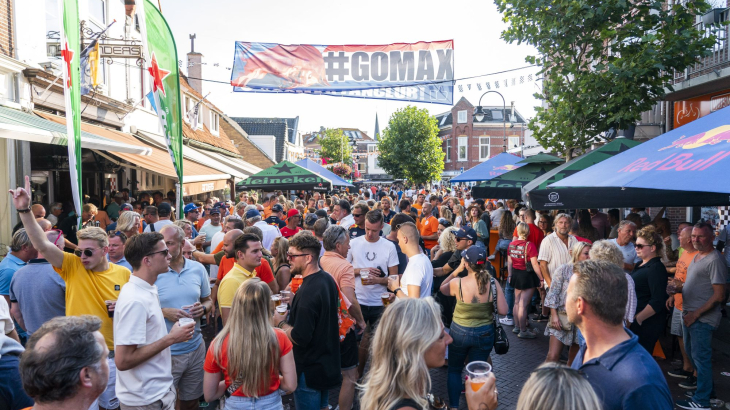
447, 322, 495, 408
293, 372, 329, 410
683, 320, 716, 406
224, 391, 283, 410
504, 281, 515, 319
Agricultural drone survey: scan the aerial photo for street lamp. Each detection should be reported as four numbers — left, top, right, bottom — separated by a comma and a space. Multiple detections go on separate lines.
474, 91, 507, 151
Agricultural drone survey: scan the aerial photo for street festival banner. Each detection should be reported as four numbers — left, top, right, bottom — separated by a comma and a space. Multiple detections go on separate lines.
59, 0, 83, 227
231, 41, 454, 105
138, 0, 185, 218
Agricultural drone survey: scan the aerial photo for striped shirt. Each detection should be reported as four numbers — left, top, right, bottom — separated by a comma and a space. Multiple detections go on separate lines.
537, 232, 577, 278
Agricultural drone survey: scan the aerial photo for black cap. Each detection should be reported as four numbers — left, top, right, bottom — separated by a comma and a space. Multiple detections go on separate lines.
209, 207, 221, 215
453, 227, 477, 241
272, 204, 284, 213
157, 202, 172, 216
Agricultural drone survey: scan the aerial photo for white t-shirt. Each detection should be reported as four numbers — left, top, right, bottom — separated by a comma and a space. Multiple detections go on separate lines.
401, 253, 433, 298
464, 198, 473, 208
114, 275, 173, 407
0, 297, 14, 335
254, 221, 282, 251
339, 214, 355, 231
347, 237, 399, 306
143, 219, 173, 233
209, 230, 226, 279
609, 239, 641, 273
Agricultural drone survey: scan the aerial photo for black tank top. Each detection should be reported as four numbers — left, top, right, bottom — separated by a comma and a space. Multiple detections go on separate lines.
391, 398, 424, 410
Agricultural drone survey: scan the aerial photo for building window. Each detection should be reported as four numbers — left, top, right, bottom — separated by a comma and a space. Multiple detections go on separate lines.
445, 139, 451, 162
89, 0, 106, 24
211, 112, 219, 135
509, 136, 520, 149
457, 110, 467, 124
458, 136, 468, 161
480, 137, 490, 161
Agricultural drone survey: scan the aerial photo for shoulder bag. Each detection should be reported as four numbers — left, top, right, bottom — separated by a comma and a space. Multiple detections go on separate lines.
490, 277, 509, 355
523, 242, 534, 273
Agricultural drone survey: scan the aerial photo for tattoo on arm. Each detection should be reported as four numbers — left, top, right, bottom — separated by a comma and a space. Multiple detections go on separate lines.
471, 295, 479, 303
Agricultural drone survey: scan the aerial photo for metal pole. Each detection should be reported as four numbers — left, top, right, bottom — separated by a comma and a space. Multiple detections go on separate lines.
476, 91, 506, 152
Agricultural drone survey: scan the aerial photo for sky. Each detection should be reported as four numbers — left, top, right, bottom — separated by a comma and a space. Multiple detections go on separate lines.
160, 0, 541, 138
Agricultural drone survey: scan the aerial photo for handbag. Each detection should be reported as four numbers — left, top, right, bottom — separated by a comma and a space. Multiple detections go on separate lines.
547, 310, 573, 331
490, 277, 509, 355
523, 242, 534, 273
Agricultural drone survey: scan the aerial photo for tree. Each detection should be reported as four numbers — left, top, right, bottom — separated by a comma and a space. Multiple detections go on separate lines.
377, 106, 444, 184
317, 128, 352, 164
495, 0, 720, 160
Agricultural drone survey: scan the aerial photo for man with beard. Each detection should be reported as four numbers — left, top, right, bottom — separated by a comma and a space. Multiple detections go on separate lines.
536, 213, 577, 322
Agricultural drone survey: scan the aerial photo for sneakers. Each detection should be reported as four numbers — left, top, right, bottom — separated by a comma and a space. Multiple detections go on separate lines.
531, 314, 549, 322
499, 317, 514, 326
668, 367, 694, 378
676, 400, 710, 410
512, 327, 521, 334
487, 254, 496, 261
517, 329, 536, 339
679, 375, 698, 390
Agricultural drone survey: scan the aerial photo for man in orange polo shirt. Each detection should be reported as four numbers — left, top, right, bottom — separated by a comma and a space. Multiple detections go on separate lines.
666, 226, 697, 380
419, 203, 439, 253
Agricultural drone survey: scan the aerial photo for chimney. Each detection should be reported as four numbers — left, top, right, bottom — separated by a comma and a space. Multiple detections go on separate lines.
187, 34, 203, 94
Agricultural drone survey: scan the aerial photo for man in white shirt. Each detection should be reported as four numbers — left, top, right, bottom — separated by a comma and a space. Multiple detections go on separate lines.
246, 209, 281, 251
490, 202, 506, 229
609, 220, 640, 273
143, 203, 174, 233
114, 232, 194, 410
537, 213, 577, 321
347, 210, 399, 377
198, 207, 222, 253
388, 222, 432, 299
336, 200, 356, 231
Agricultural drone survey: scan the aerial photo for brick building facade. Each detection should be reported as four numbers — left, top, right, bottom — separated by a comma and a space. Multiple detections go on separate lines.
436, 97, 526, 178
0, 0, 13, 59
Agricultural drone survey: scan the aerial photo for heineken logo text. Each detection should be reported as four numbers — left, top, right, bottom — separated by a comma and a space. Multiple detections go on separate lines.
247, 177, 321, 184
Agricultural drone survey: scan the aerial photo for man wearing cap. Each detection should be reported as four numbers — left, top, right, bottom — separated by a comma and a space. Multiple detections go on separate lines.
198, 207, 222, 253
245, 209, 281, 251
143, 203, 174, 233
183, 203, 201, 239
107, 192, 124, 221
265, 204, 287, 229
281, 209, 303, 239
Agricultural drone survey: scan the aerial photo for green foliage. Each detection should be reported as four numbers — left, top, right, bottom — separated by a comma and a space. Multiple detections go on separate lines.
317, 128, 352, 164
495, 0, 720, 159
377, 106, 444, 184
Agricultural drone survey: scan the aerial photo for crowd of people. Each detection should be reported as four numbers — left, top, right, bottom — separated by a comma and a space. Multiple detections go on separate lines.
0, 177, 728, 410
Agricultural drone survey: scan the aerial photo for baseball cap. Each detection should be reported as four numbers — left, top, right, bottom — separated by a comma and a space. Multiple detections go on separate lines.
315, 209, 328, 219
287, 209, 300, 219
461, 246, 487, 265
304, 213, 318, 226
121, 203, 134, 212
157, 202, 172, 215
453, 227, 477, 242
272, 204, 284, 213
209, 207, 221, 215
245, 209, 261, 219
183, 203, 200, 214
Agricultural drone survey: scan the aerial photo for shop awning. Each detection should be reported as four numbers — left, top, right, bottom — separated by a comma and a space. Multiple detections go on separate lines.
193, 149, 262, 177
36, 112, 230, 196
0, 106, 151, 155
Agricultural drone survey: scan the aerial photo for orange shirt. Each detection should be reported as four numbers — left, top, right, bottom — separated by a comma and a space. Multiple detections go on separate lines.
412, 202, 423, 216
674, 249, 698, 311
420, 215, 439, 249
263, 205, 273, 219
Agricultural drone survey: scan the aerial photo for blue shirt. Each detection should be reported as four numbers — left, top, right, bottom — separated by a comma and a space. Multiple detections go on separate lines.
108, 255, 133, 272
571, 329, 673, 410
0, 254, 27, 296
9, 259, 66, 335
155, 259, 211, 355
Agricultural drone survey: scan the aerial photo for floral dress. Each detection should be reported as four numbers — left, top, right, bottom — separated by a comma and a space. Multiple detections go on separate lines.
543, 262, 577, 345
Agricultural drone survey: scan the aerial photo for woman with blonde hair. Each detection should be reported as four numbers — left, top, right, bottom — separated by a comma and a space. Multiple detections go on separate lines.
440, 206, 453, 225
203, 278, 296, 408
544, 241, 591, 363
359, 297, 452, 410
270, 236, 291, 292
115, 210, 141, 238
174, 219, 194, 239
508, 222, 545, 338
452, 204, 466, 228
515, 363, 601, 410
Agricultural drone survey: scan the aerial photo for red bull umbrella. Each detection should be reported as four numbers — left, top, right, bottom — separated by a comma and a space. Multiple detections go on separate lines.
450, 152, 524, 183
548, 105, 730, 208
472, 154, 563, 199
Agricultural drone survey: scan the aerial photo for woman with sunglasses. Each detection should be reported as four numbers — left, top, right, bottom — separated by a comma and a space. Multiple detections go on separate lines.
630, 225, 669, 353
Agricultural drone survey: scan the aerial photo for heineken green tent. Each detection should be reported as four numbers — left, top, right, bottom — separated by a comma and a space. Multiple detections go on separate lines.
236, 161, 332, 192
472, 154, 563, 199
522, 138, 642, 210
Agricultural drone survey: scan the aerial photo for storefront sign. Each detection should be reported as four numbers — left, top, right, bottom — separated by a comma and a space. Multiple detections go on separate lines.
99, 44, 143, 59
674, 89, 730, 129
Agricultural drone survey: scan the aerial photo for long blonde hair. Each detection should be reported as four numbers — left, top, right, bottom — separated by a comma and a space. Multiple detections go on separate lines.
271, 236, 289, 271
453, 204, 465, 222
359, 298, 443, 410
211, 279, 279, 397
517, 363, 602, 410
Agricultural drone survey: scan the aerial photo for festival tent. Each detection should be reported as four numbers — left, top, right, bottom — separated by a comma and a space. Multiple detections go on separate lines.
450, 152, 524, 183
236, 161, 332, 192
295, 158, 353, 187
521, 138, 642, 210
472, 154, 563, 199
546, 106, 730, 208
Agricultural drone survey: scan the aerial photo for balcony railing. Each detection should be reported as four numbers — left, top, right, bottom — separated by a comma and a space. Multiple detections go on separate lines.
674, 7, 730, 83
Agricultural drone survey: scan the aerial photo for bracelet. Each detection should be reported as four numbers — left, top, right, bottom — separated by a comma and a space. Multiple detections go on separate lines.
393, 288, 402, 295
17, 207, 31, 213
277, 320, 288, 329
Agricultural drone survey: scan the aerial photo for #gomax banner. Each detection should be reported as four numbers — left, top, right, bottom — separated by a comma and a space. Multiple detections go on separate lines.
231, 40, 454, 105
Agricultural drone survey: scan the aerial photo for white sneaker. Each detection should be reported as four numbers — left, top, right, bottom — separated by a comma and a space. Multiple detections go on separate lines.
499, 317, 514, 326
487, 254, 496, 261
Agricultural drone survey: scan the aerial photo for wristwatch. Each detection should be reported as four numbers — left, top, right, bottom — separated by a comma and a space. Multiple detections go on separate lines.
393, 288, 402, 295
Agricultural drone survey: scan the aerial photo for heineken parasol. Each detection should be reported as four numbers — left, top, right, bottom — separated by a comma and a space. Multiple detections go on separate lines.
138, 0, 184, 218
237, 161, 332, 191
472, 154, 563, 199
59, 0, 82, 227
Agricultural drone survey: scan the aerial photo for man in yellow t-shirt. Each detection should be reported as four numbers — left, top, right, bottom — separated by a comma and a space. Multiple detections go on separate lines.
218, 232, 263, 326
10, 175, 130, 410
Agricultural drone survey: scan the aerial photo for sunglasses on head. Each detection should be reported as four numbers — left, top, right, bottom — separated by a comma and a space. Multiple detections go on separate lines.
74, 247, 101, 257
51, 229, 64, 246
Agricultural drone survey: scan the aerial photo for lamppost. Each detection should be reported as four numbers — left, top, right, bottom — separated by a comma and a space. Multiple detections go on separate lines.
474, 91, 507, 152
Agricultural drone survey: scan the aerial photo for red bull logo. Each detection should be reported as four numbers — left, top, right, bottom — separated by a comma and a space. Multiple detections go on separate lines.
492, 165, 519, 171
232, 44, 329, 89
659, 125, 730, 151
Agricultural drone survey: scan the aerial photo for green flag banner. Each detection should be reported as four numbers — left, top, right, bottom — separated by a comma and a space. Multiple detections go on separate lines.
138, 0, 184, 218
59, 0, 82, 227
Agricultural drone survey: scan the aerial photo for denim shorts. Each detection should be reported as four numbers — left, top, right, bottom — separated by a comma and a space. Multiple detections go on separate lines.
224, 390, 283, 410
